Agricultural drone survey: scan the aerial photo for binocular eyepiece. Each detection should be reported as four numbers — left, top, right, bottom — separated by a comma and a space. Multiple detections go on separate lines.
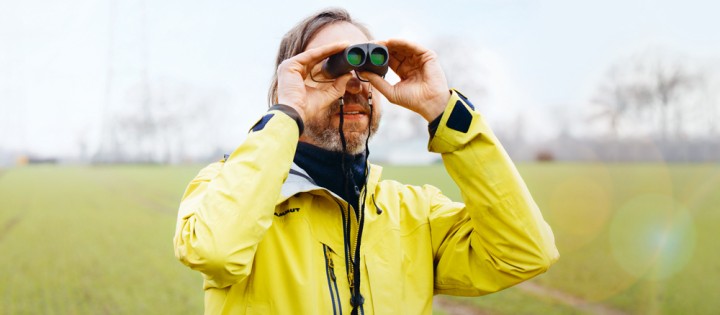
321, 43, 389, 79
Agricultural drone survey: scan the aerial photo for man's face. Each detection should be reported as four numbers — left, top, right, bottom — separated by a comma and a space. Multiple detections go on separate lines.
300, 22, 382, 155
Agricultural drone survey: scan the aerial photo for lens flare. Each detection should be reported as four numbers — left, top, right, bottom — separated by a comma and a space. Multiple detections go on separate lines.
548, 176, 612, 251
609, 194, 696, 280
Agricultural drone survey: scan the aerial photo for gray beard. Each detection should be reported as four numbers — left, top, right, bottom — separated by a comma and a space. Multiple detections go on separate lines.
303, 96, 380, 155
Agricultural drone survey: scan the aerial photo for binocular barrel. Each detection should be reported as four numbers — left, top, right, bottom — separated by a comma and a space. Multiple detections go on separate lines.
322, 43, 389, 78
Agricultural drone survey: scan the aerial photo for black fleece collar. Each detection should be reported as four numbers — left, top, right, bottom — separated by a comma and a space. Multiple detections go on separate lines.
293, 142, 367, 212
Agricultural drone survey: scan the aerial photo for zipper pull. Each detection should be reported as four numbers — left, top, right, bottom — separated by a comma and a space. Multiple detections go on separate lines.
326, 250, 337, 281
372, 194, 383, 215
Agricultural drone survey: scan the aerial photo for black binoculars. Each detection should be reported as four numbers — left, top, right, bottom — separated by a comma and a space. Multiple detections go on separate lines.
321, 43, 389, 79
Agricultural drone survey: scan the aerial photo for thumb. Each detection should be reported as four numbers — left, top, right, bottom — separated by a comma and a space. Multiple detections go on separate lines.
329, 73, 354, 97
361, 72, 395, 103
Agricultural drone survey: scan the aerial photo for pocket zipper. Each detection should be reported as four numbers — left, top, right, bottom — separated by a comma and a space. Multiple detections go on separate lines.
323, 244, 343, 315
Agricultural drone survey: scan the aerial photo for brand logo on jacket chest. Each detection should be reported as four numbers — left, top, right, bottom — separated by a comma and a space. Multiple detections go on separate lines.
275, 208, 300, 217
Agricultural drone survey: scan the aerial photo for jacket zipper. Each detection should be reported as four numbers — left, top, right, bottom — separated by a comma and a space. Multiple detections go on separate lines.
323, 244, 342, 315
331, 193, 367, 315
351, 188, 367, 315
333, 198, 355, 288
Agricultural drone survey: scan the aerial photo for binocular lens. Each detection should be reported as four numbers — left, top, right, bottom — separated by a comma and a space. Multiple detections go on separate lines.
346, 47, 365, 66
370, 48, 387, 66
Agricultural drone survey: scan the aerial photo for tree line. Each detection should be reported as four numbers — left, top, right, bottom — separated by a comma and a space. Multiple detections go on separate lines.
87, 44, 719, 164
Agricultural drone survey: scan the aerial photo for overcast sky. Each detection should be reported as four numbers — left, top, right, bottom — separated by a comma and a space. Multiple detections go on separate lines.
1, 0, 719, 158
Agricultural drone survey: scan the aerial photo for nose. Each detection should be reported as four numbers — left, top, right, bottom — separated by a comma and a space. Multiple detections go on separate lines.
345, 75, 362, 95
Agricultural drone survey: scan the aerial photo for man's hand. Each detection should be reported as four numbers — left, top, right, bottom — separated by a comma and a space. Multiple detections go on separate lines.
276, 41, 354, 123
362, 39, 450, 122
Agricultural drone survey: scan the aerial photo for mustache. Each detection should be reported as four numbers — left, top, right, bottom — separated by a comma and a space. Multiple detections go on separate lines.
328, 94, 371, 114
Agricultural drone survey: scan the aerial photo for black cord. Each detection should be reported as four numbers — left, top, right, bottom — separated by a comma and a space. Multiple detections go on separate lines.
364, 91, 373, 173
338, 89, 375, 315
351, 92, 373, 315
337, 96, 356, 312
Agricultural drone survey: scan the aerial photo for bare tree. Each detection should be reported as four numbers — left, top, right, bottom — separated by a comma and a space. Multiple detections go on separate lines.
429, 37, 488, 104
590, 48, 704, 141
93, 79, 229, 164
589, 66, 650, 138
644, 55, 701, 140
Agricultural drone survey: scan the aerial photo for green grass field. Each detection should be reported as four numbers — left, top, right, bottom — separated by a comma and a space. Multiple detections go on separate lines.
1, 163, 719, 314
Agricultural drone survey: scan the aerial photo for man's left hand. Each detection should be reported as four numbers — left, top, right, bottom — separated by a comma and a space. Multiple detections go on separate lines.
362, 39, 450, 122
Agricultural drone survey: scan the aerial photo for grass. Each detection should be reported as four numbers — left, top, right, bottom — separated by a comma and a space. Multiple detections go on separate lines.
0, 165, 204, 314
519, 163, 720, 315
1, 162, 718, 314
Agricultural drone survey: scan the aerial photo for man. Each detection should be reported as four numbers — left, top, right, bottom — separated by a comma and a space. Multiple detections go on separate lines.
174, 8, 558, 315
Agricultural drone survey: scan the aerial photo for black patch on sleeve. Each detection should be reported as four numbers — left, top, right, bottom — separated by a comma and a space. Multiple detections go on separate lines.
250, 113, 274, 132
446, 100, 472, 133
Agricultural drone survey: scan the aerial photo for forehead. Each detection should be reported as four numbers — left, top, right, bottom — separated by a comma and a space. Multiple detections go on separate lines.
305, 22, 370, 51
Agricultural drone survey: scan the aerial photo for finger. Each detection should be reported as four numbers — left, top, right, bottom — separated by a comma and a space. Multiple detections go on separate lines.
308, 73, 353, 113
387, 54, 404, 76
369, 39, 388, 47
292, 41, 349, 67
385, 41, 419, 78
361, 72, 395, 103
365, 39, 406, 74
388, 52, 419, 81
329, 73, 354, 97
385, 38, 429, 56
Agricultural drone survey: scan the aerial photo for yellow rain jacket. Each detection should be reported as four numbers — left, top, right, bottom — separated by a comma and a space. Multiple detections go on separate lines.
174, 90, 559, 314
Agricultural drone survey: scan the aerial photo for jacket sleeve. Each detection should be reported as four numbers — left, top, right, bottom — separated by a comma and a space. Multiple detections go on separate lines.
427, 90, 559, 296
173, 109, 300, 289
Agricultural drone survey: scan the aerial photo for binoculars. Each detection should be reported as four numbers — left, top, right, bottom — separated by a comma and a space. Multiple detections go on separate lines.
321, 43, 389, 79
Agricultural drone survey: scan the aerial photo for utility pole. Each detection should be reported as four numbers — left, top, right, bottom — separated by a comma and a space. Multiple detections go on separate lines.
93, 0, 150, 163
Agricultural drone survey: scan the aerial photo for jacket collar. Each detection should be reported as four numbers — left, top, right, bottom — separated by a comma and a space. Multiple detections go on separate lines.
277, 162, 383, 205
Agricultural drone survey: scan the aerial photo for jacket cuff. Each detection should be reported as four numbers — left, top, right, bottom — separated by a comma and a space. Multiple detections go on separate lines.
427, 111, 444, 138
269, 104, 304, 135
428, 89, 494, 153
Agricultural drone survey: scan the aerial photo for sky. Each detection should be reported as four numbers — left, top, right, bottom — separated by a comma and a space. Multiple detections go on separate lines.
1, 0, 719, 159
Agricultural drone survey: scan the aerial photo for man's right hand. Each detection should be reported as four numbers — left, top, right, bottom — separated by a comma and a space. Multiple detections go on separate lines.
276, 41, 354, 123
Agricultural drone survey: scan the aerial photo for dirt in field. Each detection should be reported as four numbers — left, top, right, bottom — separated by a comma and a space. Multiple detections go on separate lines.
434, 281, 629, 315
517, 282, 628, 315
0, 214, 24, 242
434, 296, 494, 315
